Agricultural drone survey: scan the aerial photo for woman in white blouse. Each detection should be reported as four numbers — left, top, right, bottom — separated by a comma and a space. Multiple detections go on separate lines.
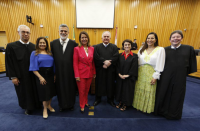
132, 32, 165, 113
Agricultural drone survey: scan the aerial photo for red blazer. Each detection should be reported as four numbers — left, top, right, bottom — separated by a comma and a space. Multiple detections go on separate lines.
73, 46, 96, 78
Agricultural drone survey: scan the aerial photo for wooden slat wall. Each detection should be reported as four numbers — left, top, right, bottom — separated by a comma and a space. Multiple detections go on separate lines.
0, 0, 200, 49
0, 52, 5, 72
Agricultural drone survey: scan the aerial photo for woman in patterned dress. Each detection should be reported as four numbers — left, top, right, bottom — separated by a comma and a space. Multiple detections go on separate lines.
132, 32, 165, 113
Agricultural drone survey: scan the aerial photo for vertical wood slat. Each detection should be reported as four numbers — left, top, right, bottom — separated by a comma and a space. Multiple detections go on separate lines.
0, 0, 199, 49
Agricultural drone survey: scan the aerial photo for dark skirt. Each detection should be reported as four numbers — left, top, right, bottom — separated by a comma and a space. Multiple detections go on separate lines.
35, 67, 56, 101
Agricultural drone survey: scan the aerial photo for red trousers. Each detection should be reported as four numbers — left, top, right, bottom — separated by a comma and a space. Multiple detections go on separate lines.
76, 78, 93, 108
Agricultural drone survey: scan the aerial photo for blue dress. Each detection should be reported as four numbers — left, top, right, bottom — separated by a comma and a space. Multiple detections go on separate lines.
29, 51, 56, 101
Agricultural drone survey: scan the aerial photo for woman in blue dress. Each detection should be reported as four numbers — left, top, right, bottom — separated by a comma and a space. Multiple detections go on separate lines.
29, 37, 56, 119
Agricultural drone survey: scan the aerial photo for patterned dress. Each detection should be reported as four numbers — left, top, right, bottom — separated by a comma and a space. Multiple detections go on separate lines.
133, 46, 165, 113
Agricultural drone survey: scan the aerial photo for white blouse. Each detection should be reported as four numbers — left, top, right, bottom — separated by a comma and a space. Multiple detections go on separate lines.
84, 47, 88, 57
137, 46, 165, 80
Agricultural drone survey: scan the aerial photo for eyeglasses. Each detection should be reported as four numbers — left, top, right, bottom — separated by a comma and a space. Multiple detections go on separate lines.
21, 31, 30, 34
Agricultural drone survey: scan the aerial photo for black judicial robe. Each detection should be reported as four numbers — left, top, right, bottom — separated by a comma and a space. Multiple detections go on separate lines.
94, 43, 119, 97
50, 39, 78, 109
154, 44, 197, 119
115, 53, 138, 106
5, 41, 40, 110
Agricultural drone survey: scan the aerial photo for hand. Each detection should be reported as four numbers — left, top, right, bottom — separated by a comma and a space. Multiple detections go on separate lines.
39, 77, 47, 85
76, 77, 80, 81
93, 74, 96, 78
104, 60, 112, 67
12, 78, 20, 86
119, 73, 125, 79
123, 75, 130, 78
54, 75, 56, 83
103, 64, 107, 69
150, 78, 157, 85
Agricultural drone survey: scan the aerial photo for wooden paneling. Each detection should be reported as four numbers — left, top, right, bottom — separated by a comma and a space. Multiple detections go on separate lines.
119, 50, 138, 54
0, 52, 5, 72
189, 56, 200, 78
0, 31, 7, 48
0, 0, 200, 49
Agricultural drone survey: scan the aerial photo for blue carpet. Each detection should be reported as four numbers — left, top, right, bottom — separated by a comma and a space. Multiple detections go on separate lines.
0, 72, 6, 78
0, 73, 200, 131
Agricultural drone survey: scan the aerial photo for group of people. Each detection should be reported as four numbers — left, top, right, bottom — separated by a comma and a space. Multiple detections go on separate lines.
5, 24, 197, 120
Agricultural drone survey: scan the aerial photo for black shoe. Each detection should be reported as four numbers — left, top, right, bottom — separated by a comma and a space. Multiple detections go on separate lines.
70, 106, 74, 111
25, 109, 31, 115
85, 104, 91, 108
80, 109, 84, 113
107, 101, 116, 107
120, 104, 126, 111
116, 102, 122, 109
93, 100, 101, 106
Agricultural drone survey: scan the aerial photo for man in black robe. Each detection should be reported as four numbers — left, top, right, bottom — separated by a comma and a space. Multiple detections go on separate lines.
93, 31, 119, 107
154, 30, 197, 120
50, 24, 77, 111
5, 25, 40, 115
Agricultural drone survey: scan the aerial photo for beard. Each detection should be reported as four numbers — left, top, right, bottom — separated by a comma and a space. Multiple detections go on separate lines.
60, 34, 68, 40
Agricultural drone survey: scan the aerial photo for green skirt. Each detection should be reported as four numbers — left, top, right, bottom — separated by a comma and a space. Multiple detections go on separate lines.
132, 64, 157, 113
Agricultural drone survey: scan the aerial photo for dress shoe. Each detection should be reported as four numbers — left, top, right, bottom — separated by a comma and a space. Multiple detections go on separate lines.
25, 109, 31, 115
93, 100, 101, 106
43, 111, 48, 119
47, 106, 55, 112
107, 101, 116, 107
80, 109, 84, 113
85, 104, 91, 108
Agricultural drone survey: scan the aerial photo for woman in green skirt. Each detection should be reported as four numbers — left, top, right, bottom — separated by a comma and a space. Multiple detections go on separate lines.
133, 32, 165, 113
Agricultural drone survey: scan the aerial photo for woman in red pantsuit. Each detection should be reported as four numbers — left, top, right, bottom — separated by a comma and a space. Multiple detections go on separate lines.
73, 31, 96, 113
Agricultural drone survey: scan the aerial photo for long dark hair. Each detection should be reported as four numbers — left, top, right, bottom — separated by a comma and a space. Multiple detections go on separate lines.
35, 37, 52, 55
140, 32, 158, 54
78, 31, 90, 47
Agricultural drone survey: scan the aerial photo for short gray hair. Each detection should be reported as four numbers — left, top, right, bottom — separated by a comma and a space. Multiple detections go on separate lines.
102, 31, 111, 38
17, 25, 30, 32
59, 24, 69, 31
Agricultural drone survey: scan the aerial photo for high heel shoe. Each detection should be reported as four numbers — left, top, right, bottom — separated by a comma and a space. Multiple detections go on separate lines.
80, 108, 84, 113
43, 111, 48, 119
120, 104, 126, 111
47, 106, 55, 112
116, 102, 122, 109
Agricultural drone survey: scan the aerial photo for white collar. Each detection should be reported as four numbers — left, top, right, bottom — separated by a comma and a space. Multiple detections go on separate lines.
19, 39, 29, 44
103, 43, 109, 47
59, 38, 69, 44
171, 44, 181, 49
